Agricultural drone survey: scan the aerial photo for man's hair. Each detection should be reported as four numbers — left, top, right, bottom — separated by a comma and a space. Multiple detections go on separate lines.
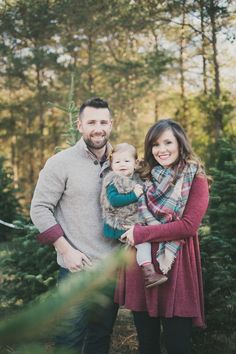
79, 97, 111, 119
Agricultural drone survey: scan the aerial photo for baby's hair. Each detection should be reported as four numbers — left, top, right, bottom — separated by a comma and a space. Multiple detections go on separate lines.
110, 143, 138, 161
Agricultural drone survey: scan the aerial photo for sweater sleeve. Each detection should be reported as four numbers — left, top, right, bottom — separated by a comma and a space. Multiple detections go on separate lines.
133, 176, 209, 244
106, 183, 138, 207
30, 156, 67, 243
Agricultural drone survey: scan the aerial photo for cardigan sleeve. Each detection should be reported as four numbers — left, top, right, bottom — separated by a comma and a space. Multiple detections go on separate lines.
133, 176, 209, 244
106, 183, 138, 207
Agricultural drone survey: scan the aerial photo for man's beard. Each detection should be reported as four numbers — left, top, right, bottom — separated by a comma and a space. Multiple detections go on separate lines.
84, 136, 108, 150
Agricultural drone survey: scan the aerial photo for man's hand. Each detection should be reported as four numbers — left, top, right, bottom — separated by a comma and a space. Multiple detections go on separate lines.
62, 248, 92, 272
133, 184, 143, 198
53, 236, 92, 272
120, 225, 135, 246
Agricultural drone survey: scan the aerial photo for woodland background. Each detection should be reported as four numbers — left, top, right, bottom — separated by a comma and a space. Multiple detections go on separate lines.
0, 0, 236, 353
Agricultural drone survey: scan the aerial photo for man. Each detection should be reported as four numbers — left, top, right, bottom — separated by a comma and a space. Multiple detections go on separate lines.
30, 97, 118, 354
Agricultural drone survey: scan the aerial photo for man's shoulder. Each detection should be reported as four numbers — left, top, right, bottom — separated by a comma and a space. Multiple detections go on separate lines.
43, 144, 79, 171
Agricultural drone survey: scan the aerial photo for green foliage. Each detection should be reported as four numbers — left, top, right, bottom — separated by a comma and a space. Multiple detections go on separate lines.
0, 249, 127, 348
50, 74, 80, 150
0, 157, 21, 241
1, 0, 235, 205
195, 137, 236, 353
0, 221, 57, 309
197, 91, 234, 135
0, 75, 80, 310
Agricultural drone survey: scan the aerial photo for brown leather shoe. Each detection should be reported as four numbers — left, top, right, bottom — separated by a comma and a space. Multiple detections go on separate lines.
141, 263, 168, 288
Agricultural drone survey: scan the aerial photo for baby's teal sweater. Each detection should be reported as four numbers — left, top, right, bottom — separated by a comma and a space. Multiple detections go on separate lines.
103, 183, 138, 239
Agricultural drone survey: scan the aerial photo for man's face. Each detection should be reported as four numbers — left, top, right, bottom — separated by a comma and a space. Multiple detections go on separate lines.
77, 107, 112, 150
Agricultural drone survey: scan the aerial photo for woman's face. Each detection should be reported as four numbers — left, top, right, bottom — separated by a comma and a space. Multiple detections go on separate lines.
152, 129, 179, 168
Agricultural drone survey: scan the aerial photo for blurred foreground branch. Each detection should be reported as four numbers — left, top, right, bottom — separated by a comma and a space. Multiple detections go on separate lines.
0, 248, 128, 345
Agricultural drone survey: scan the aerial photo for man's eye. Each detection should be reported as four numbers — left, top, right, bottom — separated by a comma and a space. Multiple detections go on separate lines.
101, 121, 109, 125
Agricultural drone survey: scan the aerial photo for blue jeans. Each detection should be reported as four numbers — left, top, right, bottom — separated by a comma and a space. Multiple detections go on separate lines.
55, 267, 119, 354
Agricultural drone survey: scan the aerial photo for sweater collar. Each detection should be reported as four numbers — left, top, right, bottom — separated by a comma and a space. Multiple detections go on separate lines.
75, 137, 112, 168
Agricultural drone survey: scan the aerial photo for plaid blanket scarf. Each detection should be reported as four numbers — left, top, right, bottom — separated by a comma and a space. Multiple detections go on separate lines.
138, 162, 197, 274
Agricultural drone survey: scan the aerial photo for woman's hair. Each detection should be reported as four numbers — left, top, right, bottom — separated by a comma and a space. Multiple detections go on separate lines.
142, 119, 206, 178
110, 143, 138, 161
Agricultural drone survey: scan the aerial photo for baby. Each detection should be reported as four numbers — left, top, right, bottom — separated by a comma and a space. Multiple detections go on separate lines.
100, 143, 167, 288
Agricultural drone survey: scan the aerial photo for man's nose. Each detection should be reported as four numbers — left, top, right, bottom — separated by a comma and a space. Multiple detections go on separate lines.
94, 123, 103, 132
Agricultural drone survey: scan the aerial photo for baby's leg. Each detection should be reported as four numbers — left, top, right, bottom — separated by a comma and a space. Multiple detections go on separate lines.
136, 243, 168, 288
136, 242, 152, 265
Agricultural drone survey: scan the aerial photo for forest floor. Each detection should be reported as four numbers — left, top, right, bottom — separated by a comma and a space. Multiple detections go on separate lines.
111, 308, 139, 354
0, 308, 138, 354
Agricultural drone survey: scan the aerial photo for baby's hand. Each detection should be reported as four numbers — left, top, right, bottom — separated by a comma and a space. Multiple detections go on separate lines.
134, 184, 143, 198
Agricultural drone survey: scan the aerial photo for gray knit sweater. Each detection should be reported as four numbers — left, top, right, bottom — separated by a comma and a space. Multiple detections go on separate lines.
30, 138, 118, 268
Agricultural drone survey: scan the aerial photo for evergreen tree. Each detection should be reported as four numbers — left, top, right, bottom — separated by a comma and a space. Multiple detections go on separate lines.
0, 157, 21, 241
0, 223, 57, 308
198, 137, 236, 352
0, 77, 79, 308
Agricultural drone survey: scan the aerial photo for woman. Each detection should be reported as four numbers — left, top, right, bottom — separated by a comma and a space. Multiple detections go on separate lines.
115, 119, 209, 354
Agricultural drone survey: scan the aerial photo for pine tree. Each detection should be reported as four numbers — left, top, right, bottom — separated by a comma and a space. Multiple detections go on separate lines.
0, 76, 79, 308
0, 223, 58, 308
0, 157, 21, 241
198, 137, 236, 352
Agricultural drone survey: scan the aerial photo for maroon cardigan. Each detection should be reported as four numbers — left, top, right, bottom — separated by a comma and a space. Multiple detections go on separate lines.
115, 176, 209, 327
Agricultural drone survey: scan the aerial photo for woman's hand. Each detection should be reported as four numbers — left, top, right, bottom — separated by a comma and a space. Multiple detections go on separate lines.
120, 225, 135, 246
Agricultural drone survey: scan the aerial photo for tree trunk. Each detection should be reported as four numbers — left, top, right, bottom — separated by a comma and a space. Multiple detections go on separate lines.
87, 33, 94, 93
209, 0, 223, 140
200, 0, 208, 94
36, 63, 45, 165
179, 0, 188, 131
11, 134, 19, 189
154, 96, 159, 122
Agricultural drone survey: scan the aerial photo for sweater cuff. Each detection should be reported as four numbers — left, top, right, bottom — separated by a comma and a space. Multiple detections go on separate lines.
133, 224, 150, 245
37, 224, 64, 245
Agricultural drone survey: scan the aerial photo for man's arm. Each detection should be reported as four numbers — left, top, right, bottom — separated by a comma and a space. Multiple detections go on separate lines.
30, 156, 66, 235
30, 156, 91, 270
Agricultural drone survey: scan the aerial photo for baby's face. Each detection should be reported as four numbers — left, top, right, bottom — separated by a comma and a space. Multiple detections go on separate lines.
111, 151, 136, 177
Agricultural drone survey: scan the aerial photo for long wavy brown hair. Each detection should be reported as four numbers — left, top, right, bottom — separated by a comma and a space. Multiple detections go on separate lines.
141, 119, 207, 180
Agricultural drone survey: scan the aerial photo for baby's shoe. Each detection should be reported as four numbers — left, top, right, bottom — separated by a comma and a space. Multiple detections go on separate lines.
141, 263, 168, 288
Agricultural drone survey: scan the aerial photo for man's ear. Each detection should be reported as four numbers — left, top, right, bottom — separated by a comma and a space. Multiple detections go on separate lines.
77, 119, 82, 133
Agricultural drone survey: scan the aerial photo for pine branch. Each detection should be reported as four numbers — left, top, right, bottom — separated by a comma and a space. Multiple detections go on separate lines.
48, 74, 80, 149
0, 249, 129, 345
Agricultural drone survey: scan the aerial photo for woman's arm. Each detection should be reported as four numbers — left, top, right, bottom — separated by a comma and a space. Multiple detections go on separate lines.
133, 176, 209, 244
